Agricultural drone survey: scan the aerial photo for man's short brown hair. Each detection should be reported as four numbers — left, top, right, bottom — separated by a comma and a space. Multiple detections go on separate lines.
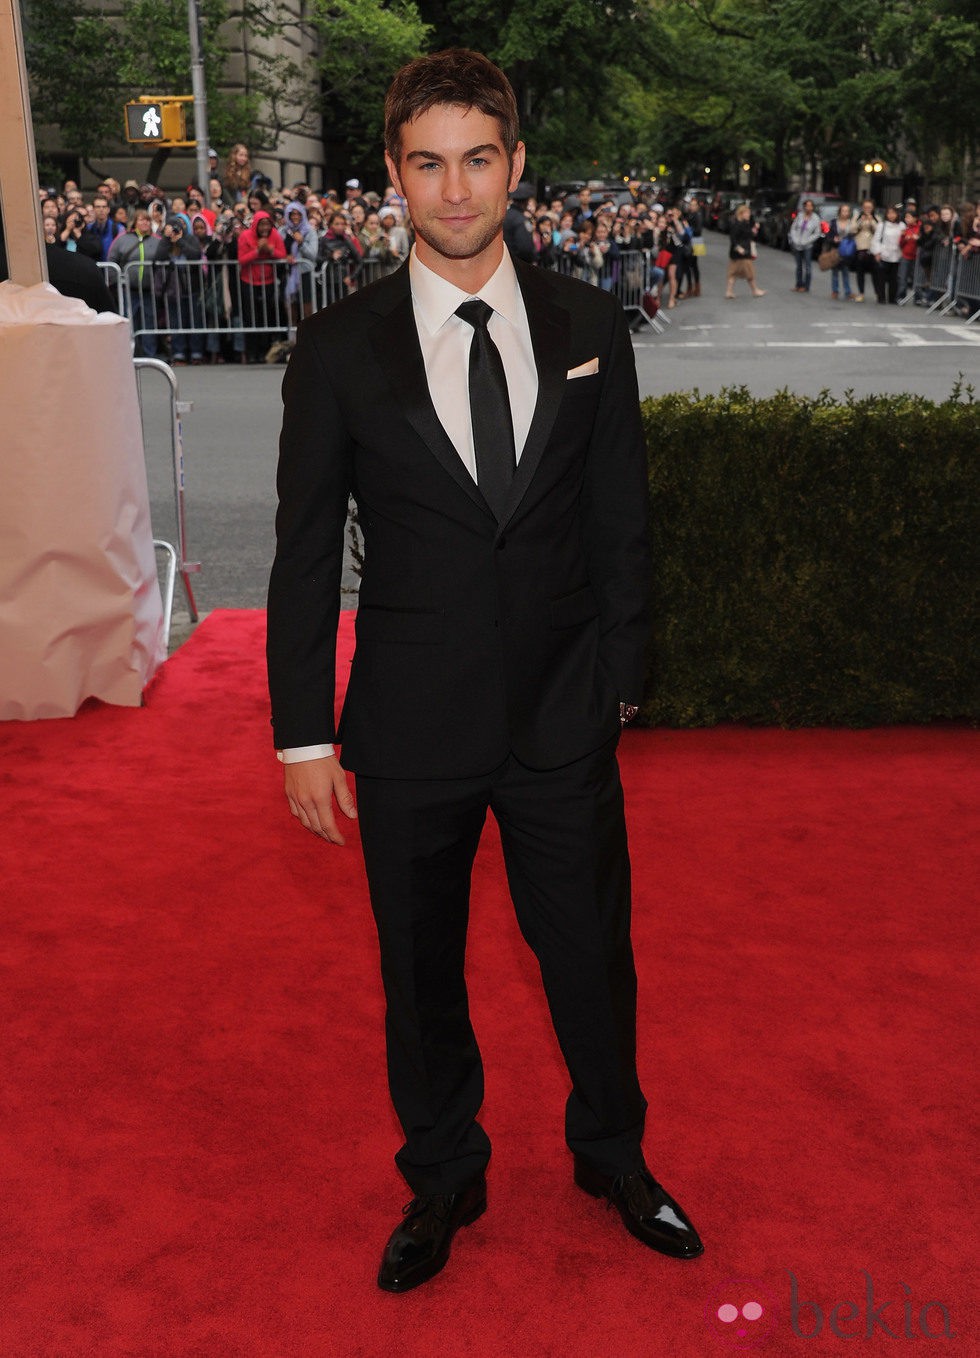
384, 48, 520, 166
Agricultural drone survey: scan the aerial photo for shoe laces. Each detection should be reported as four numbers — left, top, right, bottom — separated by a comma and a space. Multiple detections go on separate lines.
607, 1169, 655, 1214
402, 1193, 453, 1224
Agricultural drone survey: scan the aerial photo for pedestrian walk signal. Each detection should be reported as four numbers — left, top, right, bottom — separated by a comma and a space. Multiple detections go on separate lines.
124, 100, 187, 144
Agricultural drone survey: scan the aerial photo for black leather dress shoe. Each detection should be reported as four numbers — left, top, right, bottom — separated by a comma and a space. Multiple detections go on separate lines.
377, 1175, 487, 1292
574, 1157, 704, 1259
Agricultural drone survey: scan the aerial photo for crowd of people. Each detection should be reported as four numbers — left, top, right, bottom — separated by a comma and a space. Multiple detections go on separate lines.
784, 197, 979, 312
35, 147, 980, 358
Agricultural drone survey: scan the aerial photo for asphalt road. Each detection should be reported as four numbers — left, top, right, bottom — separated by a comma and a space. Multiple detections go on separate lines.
140, 238, 978, 639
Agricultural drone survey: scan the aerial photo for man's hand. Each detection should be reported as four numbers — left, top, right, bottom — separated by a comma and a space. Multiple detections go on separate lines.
283, 755, 357, 845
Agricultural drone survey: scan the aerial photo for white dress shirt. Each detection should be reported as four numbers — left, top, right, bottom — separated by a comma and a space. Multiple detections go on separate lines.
279, 244, 538, 765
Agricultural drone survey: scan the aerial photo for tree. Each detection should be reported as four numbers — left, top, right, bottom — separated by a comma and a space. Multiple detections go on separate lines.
309, 0, 430, 167
22, 0, 126, 168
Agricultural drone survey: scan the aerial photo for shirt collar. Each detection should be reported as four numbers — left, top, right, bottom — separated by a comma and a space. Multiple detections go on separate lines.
410, 246, 523, 335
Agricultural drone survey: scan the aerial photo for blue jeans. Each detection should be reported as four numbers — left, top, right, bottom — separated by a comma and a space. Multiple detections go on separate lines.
897, 258, 913, 300
130, 294, 158, 357
831, 265, 851, 297
793, 247, 812, 290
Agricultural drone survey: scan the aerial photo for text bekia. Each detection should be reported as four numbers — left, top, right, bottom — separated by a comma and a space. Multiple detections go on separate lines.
789, 1271, 954, 1339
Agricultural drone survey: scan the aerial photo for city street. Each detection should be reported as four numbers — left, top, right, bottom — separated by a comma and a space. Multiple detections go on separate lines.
141, 240, 978, 634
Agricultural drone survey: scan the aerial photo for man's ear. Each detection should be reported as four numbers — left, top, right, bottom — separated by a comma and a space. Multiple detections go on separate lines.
384, 151, 403, 199
508, 142, 526, 195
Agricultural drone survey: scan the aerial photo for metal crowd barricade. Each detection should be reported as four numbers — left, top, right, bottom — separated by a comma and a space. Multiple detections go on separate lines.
119, 257, 294, 353
98, 259, 125, 315
133, 358, 200, 647
107, 248, 668, 350
607, 250, 667, 333
926, 244, 959, 315
952, 251, 980, 322
541, 249, 667, 332
896, 255, 926, 307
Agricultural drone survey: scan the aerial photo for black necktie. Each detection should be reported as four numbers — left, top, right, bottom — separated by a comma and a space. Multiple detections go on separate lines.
455, 299, 516, 520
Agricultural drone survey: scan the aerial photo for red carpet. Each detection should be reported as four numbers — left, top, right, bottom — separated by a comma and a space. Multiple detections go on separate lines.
1, 610, 976, 1357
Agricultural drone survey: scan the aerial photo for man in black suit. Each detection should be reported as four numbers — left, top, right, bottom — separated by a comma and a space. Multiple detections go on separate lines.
266, 48, 703, 1291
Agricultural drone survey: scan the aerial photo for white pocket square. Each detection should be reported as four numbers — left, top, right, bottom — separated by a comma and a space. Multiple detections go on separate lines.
566, 357, 599, 379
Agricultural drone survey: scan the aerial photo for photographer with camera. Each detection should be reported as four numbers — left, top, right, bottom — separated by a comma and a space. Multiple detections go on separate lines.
57, 207, 101, 261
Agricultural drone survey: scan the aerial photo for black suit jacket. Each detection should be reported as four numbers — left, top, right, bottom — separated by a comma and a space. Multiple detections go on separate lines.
267, 255, 650, 779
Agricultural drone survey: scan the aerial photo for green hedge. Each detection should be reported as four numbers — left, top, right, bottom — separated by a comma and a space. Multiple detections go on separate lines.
641, 387, 979, 726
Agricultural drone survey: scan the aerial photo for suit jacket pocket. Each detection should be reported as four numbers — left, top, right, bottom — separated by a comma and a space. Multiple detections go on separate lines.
550, 584, 599, 628
355, 604, 445, 644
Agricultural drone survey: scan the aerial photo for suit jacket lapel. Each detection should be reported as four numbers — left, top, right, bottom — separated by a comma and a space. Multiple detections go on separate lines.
365, 259, 572, 531
367, 266, 493, 519
498, 261, 571, 531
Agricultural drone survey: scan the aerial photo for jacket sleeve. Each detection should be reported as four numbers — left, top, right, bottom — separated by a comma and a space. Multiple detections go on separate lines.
579, 296, 650, 701
266, 319, 354, 747
237, 231, 259, 264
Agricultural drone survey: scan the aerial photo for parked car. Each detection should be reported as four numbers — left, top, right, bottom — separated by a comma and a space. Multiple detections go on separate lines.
706, 192, 743, 232
750, 190, 792, 246
774, 192, 844, 250
556, 182, 636, 214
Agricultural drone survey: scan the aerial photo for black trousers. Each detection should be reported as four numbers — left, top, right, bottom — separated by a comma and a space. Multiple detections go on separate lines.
356, 738, 648, 1196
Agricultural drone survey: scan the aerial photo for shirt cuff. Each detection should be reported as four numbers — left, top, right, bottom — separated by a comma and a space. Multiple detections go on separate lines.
276, 743, 336, 763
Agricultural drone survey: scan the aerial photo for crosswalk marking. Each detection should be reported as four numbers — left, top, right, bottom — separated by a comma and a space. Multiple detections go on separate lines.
645, 321, 980, 349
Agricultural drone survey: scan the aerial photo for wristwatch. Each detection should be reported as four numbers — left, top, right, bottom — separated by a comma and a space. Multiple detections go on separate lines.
619, 702, 639, 726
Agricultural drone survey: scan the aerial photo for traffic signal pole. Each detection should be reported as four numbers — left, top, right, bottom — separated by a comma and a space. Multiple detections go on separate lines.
188, 0, 211, 194
0, 0, 46, 284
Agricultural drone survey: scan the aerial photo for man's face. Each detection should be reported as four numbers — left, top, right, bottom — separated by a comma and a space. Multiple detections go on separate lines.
385, 103, 524, 272
578, 189, 590, 207
93, 197, 109, 223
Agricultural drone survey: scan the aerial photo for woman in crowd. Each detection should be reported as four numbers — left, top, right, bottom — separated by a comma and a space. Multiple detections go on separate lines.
378, 205, 411, 263
677, 195, 704, 299
897, 210, 919, 301
593, 217, 621, 291
572, 220, 603, 285
553, 210, 576, 248
224, 144, 252, 204
930, 204, 960, 299
357, 209, 396, 284
826, 202, 855, 300
305, 201, 325, 241
57, 205, 101, 260
280, 201, 319, 324
914, 214, 938, 303
871, 204, 904, 303
189, 213, 225, 360
317, 211, 363, 298
659, 206, 691, 308
237, 208, 287, 362
534, 214, 558, 269
851, 200, 879, 302
789, 199, 822, 293
725, 203, 765, 299
109, 206, 166, 356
